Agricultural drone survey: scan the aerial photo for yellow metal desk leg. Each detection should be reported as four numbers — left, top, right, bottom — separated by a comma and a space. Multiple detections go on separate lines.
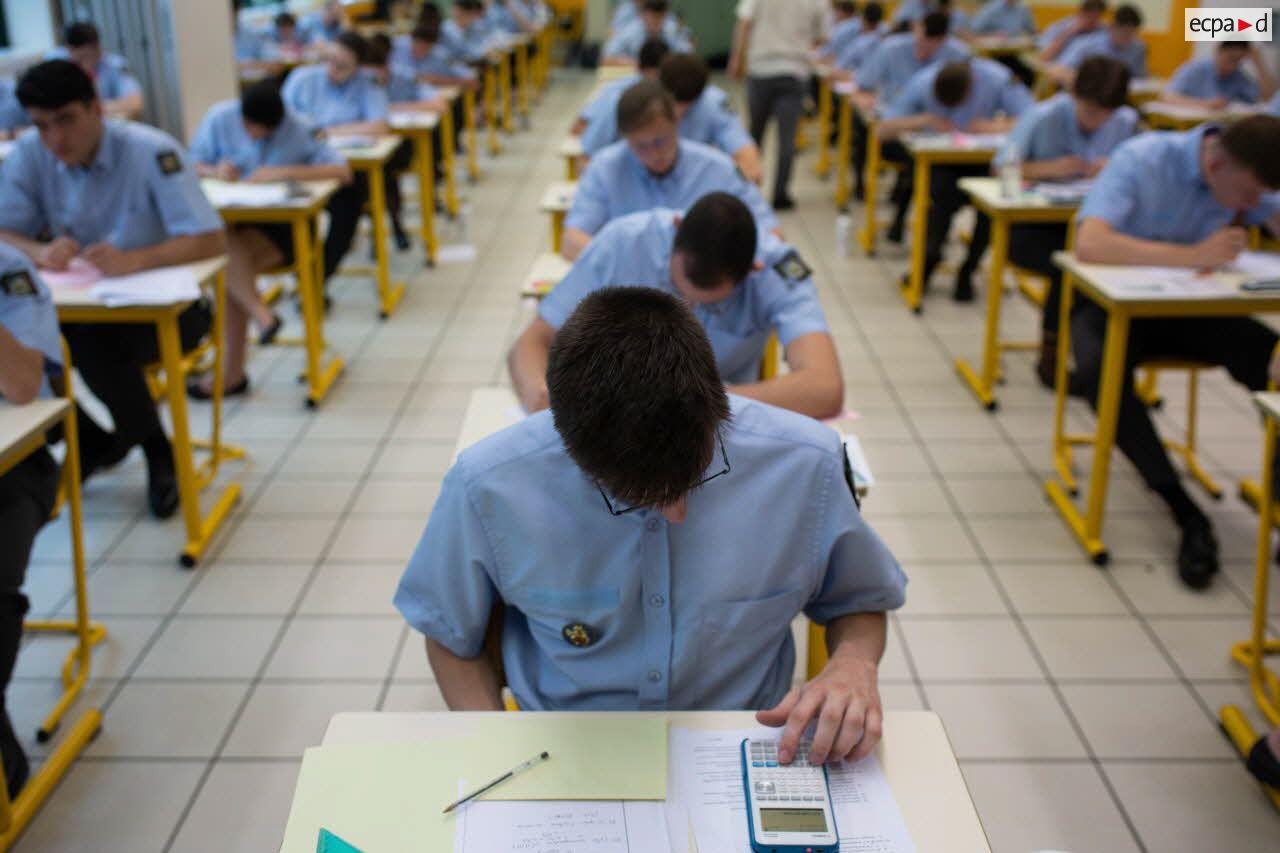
441, 107, 460, 217
465, 88, 480, 180
500, 52, 514, 134
903, 155, 929, 313
857, 123, 881, 255
412, 131, 439, 266
834, 96, 852, 208
1050, 273, 1078, 494
516, 42, 531, 122
815, 77, 832, 178
550, 211, 564, 254
956, 212, 1006, 410
484, 67, 501, 156
367, 164, 407, 319
294, 217, 344, 408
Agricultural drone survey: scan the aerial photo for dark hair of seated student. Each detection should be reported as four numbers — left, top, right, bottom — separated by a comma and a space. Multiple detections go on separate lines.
933, 61, 973, 108
835, 1, 858, 15
240, 81, 286, 128
366, 32, 393, 68
417, 2, 442, 25
547, 286, 730, 510
333, 31, 370, 64
274, 11, 298, 30
673, 191, 759, 290
659, 53, 710, 105
638, 38, 671, 71
1080, 0, 1108, 13
642, 0, 670, 14
1112, 4, 1142, 28
616, 79, 677, 134
921, 10, 951, 39
412, 21, 441, 46
15, 59, 97, 111
862, 2, 884, 26
1072, 55, 1130, 110
64, 21, 101, 47
1220, 114, 1280, 189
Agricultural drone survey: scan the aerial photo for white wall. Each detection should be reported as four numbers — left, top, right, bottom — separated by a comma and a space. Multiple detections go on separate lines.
168, 0, 237, 145
3, 0, 56, 52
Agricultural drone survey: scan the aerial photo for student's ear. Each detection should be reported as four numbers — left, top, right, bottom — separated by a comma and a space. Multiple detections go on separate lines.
752, 260, 763, 271
672, 214, 682, 226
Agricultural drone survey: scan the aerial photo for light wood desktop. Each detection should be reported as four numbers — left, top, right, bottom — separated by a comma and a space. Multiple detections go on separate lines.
539, 180, 577, 254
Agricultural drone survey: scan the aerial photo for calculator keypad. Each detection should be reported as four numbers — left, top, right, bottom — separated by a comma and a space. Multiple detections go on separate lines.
747, 740, 827, 802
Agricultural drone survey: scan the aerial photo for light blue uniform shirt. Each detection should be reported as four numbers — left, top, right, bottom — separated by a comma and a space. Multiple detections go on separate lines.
190, 99, 344, 175
1168, 55, 1260, 104
604, 17, 692, 58
299, 12, 343, 45
394, 394, 906, 711
993, 91, 1137, 167
612, 0, 639, 32
0, 121, 221, 251
487, 2, 523, 34
836, 28, 885, 73
817, 17, 864, 61
581, 83, 752, 157
0, 80, 28, 133
565, 138, 779, 237
577, 74, 639, 124
1056, 30, 1147, 78
0, 244, 61, 401
857, 33, 972, 103
891, 0, 928, 26
234, 28, 267, 62
384, 68, 438, 104
1037, 15, 1091, 53
442, 18, 492, 62
971, 0, 1035, 36
1268, 91, 1280, 115
46, 49, 140, 101
883, 57, 1033, 125
540, 209, 828, 383
281, 65, 389, 128
391, 36, 477, 82
1078, 124, 1280, 239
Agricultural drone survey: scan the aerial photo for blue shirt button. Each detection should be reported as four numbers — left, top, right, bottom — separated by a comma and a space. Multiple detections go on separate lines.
649, 594, 665, 607
647, 670, 662, 683
646, 518, 660, 532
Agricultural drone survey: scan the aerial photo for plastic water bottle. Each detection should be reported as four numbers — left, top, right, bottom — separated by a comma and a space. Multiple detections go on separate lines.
835, 213, 852, 257
999, 143, 1023, 200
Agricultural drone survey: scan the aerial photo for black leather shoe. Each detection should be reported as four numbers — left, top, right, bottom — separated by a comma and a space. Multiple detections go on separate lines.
953, 268, 976, 303
392, 220, 411, 251
186, 376, 249, 401
1247, 737, 1280, 788
258, 313, 283, 346
772, 195, 796, 211
886, 219, 905, 244
148, 467, 179, 520
1177, 518, 1220, 590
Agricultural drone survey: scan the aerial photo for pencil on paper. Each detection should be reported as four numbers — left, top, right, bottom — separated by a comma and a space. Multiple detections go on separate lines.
442, 751, 551, 814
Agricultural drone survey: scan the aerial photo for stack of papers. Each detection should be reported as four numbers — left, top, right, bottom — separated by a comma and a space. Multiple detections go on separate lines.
327, 135, 377, 150
91, 267, 201, 307
1031, 179, 1094, 204
202, 179, 291, 207
1101, 266, 1234, 298
1229, 250, 1280, 282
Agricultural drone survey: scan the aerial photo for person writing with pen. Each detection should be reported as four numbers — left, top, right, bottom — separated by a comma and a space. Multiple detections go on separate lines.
395, 287, 906, 767
1068, 115, 1280, 590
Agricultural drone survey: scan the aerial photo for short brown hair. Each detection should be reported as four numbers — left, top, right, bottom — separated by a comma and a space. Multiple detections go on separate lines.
547, 288, 730, 509
1072, 55, 1130, 109
616, 79, 676, 134
1220, 115, 1280, 189
933, 61, 971, 108
659, 53, 709, 104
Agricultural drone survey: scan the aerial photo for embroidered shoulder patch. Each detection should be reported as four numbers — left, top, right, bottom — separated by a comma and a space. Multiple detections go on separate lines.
772, 250, 812, 286
156, 149, 181, 175
311, 126, 327, 142
0, 270, 35, 296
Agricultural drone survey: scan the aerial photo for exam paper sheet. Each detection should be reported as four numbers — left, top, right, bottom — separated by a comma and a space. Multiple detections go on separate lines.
455, 800, 671, 853
669, 726, 915, 853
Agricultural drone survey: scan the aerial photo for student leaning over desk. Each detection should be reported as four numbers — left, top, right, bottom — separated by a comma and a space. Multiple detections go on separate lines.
1070, 115, 1280, 590
0, 60, 226, 520
47, 21, 144, 121
397, 286, 905, 767
1162, 41, 1276, 111
572, 37, 667, 137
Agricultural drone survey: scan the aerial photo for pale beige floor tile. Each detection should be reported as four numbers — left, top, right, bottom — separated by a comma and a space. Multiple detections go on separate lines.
246, 477, 360, 516
223, 682, 382, 758
297, 562, 407, 618
348, 478, 441, 517
898, 618, 1042, 680
1146, 617, 1255, 680
53, 560, 194, 617
274, 440, 381, 480
30, 514, 135, 565
945, 475, 1047, 516
967, 516, 1086, 561
991, 562, 1130, 616
327, 517, 425, 562
1023, 617, 1178, 680
168, 761, 301, 853
859, 480, 953, 516
265, 617, 403, 679
86, 681, 248, 758
870, 518, 980, 562
133, 615, 284, 679
1060, 683, 1234, 759
369, 440, 455, 477
1107, 558, 1250, 616
15, 615, 162, 682
926, 682, 1086, 759
178, 562, 312, 616
897, 563, 1007, 617
216, 518, 338, 563
381, 681, 450, 711
925, 440, 1029, 477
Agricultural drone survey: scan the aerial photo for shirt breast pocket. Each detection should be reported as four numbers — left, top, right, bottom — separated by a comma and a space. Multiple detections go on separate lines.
516, 586, 621, 653
695, 588, 807, 694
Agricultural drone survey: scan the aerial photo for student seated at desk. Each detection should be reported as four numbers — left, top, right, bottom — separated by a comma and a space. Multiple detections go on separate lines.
985, 56, 1137, 387
399, 285, 904, 766
283, 33, 415, 257
188, 83, 353, 399
1049, 4, 1146, 88
1071, 115, 1280, 589
971, 0, 1036, 37
443, 0, 495, 63
47, 22, 143, 121
571, 37, 668, 136
561, 82, 778, 260
391, 22, 481, 90
832, 2, 886, 78
879, 58, 1032, 301
1038, 0, 1108, 63
264, 12, 310, 62
0, 246, 62, 799
580, 53, 763, 184
1162, 41, 1276, 110
0, 60, 226, 518
610, 0, 641, 35
512, 194, 842, 418
817, 1, 865, 64
300, 0, 349, 46
889, 0, 928, 30
603, 0, 692, 65
854, 12, 971, 238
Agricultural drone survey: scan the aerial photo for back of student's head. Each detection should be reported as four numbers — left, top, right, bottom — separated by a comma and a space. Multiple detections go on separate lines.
366, 33, 392, 66
1221, 115, 1280, 189
241, 81, 286, 128
673, 192, 758, 290
16, 59, 97, 111
1219, 40, 1250, 53
334, 31, 370, 63
835, 1, 858, 14
456, 0, 484, 12
1112, 4, 1141, 28
412, 21, 441, 45
933, 61, 972, 107
638, 38, 671, 70
659, 53, 709, 104
1080, 0, 1107, 13
642, 0, 670, 14
862, 2, 883, 26
616, 79, 676, 134
547, 287, 730, 510
418, 2, 442, 24
275, 11, 298, 29
922, 11, 950, 39
1072, 55, 1129, 109
64, 21, 101, 48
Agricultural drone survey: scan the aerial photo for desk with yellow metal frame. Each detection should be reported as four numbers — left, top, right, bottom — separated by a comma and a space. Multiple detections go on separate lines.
955, 176, 1079, 411
521, 251, 571, 301
0, 394, 103, 851
332, 136, 408, 319
813, 65, 835, 180
408, 85, 463, 218
1220, 390, 1280, 810
1140, 99, 1261, 132
511, 32, 533, 125
205, 179, 345, 409
557, 135, 584, 181
968, 35, 1036, 59
1044, 252, 1280, 565
539, 181, 576, 255
832, 82, 857, 210
389, 110, 441, 266
900, 133, 1002, 314
51, 257, 243, 567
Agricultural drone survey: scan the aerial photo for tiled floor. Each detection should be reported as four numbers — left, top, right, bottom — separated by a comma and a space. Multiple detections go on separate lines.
11, 70, 1280, 852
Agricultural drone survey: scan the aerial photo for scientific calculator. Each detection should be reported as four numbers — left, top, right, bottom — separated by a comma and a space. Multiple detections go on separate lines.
740, 739, 839, 853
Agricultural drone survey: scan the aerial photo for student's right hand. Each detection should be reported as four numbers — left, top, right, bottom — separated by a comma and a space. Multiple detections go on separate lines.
36, 237, 81, 271
1207, 96, 1229, 110
215, 161, 241, 182
1052, 155, 1089, 178
1195, 226, 1248, 268
925, 115, 956, 133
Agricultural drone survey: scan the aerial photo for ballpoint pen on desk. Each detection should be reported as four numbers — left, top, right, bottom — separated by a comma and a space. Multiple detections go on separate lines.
442, 750, 551, 814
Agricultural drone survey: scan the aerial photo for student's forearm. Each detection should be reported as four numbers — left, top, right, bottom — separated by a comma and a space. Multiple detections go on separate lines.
131, 231, 228, 272
507, 327, 553, 413
0, 328, 44, 404
1254, 55, 1278, 100
1039, 31, 1072, 61
1158, 90, 1213, 108
560, 228, 590, 260
0, 231, 51, 264
425, 638, 504, 711
824, 611, 887, 667
251, 163, 353, 183
106, 93, 144, 119
729, 19, 753, 75
601, 55, 635, 66
727, 367, 843, 420
877, 114, 936, 138
1075, 220, 1199, 267
733, 145, 763, 184
1047, 65, 1075, 88
328, 120, 390, 136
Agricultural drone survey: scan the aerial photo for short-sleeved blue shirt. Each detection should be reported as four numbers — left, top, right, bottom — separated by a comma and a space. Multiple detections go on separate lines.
856, 32, 972, 103
1056, 29, 1147, 78
1078, 124, 1280, 240
540, 209, 828, 383
836, 29, 885, 73
390, 35, 477, 82
281, 65, 389, 128
993, 91, 1138, 167
189, 99, 344, 175
817, 17, 864, 61
0, 121, 221, 251
0, 80, 28, 133
394, 394, 906, 711
0, 243, 61, 400
1167, 55, 1260, 104
971, 0, 1036, 35
604, 17, 692, 58
565, 138, 779, 237
46, 49, 140, 102
882, 57, 1033, 125
580, 83, 753, 157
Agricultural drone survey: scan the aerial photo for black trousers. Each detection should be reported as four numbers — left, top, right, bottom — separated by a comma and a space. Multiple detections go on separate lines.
1000, 221, 1070, 334
925, 163, 993, 275
0, 448, 58, 793
747, 74, 806, 202
62, 301, 211, 472
881, 140, 913, 224
992, 54, 1036, 89
1070, 302, 1278, 490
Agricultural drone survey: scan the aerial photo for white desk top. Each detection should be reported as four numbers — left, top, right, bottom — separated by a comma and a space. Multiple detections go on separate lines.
904, 132, 1005, 154
540, 180, 577, 212
322, 710, 990, 853
331, 136, 401, 164
958, 176, 1083, 213
0, 399, 68, 471
452, 387, 523, 463
389, 110, 440, 131
558, 135, 584, 158
50, 256, 228, 310
521, 251, 571, 299
597, 64, 637, 83
1255, 392, 1280, 423
201, 178, 340, 212
1053, 250, 1280, 307
1141, 100, 1260, 122
969, 34, 1035, 53
1129, 77, 1166, 97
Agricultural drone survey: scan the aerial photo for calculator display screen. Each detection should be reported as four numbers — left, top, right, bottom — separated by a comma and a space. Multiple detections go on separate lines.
760, 808, 828, 833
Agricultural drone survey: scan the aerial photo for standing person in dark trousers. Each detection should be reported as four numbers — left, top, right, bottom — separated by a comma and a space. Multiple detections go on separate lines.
729, 0, 828, 210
